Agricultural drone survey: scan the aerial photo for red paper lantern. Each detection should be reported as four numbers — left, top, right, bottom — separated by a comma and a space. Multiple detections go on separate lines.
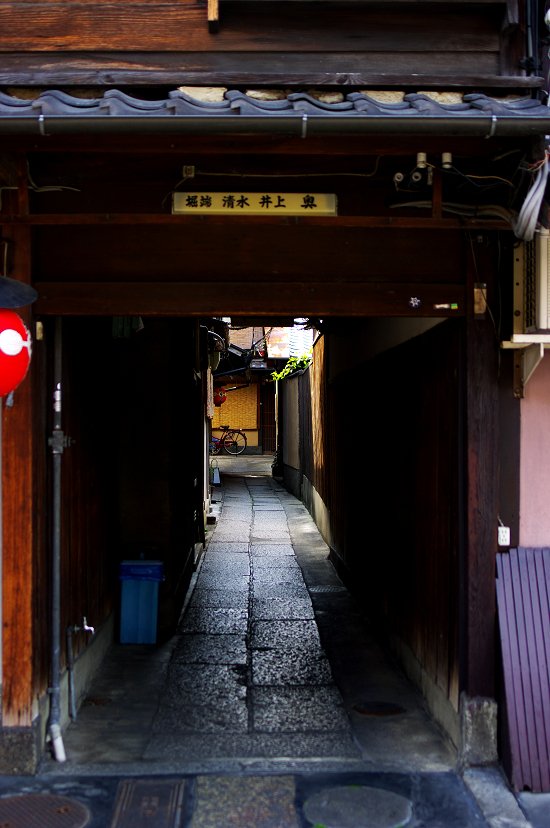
0, 310, 32, 397
213, 387, 227, 407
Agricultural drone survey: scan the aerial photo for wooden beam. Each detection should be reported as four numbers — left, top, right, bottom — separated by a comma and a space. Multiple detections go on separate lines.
34, 280, 466, 317
0, 56, 540, 89
0, 134, 525, 159
2, 213, 509, 231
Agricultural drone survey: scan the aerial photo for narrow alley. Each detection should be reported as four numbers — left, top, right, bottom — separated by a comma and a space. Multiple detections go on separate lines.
0, 460, 532, 827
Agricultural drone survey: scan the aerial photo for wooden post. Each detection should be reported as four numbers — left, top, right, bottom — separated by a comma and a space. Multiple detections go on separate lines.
1, 162, 35, 725
463, 290, 499, 699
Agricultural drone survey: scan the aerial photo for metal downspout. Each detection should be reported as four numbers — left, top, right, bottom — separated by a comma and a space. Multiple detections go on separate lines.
46, 317, 66, 762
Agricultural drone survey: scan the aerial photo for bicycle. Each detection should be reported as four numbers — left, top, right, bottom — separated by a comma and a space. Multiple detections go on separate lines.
210, 424, 248, 456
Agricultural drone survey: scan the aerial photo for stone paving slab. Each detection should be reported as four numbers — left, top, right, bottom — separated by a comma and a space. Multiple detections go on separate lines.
161, 663, 247, 701
252, 504, 285, 511
251, 620, 322, 648
251, 531, 292, 542
252, 598, 315, 620
209, 536, 252, 546
200, 560, 251, 576
251, 543, 296, 556
252, 686, 350, 732
251, 568, 307, 585
206, 542, 249, 553
171, 633, 248, 664
252, 556, 300, 569
200, 550, 250, 563
142, 731, 361, 761
188, 588, 250, 609
186, 573, 250, 591
179, 607, 248, 634
252, 649, 334, 686
252, 583, 310, 599
153, 699, 249, 734
189, 775, 300, 828
214, 515, 252, 525
253, 516, 289, 527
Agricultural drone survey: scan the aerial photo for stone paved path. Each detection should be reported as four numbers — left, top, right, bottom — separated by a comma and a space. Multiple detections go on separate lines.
144, 473, 361, 768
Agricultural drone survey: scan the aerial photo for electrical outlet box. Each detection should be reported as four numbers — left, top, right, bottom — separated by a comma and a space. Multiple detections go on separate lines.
498, 526, 511, 547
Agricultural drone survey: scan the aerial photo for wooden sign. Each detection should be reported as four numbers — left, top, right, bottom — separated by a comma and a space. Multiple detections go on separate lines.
172, 192, 337, 216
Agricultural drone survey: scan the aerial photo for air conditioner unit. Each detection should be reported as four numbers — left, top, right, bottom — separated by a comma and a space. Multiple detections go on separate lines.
513, 228, 550, 337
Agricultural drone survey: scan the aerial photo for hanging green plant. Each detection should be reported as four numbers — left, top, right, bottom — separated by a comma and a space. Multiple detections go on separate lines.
271, 350, 312, 381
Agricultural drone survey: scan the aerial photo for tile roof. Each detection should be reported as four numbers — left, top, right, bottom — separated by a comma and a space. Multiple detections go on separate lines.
0, 89, 549, 137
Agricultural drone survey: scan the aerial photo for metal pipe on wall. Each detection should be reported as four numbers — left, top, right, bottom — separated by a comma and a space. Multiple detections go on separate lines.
46, 317, 66, 762
0, 114, 549, 138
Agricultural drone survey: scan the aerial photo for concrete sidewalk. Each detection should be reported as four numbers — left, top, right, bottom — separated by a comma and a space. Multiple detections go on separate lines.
12, 462, 535, 827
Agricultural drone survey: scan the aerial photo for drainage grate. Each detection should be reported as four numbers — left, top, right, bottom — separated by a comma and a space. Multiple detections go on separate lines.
308, 585, 346, 593
352, 701, 406, 717
0, 794, 90, 828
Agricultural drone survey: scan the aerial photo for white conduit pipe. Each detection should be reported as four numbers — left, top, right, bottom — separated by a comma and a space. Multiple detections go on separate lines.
514, 155, 549, 241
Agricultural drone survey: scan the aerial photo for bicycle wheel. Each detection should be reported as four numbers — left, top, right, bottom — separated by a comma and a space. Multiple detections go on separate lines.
223, 430, 247, 455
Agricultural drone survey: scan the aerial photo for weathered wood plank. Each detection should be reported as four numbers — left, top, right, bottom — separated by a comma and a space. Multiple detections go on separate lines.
1, 225, 34, 727
0, 55, 538, 88
0, 5, 502, 52
33, 280, 466, 316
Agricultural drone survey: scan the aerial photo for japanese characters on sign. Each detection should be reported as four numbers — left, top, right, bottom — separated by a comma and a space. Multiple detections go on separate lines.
172, 192, 337, 216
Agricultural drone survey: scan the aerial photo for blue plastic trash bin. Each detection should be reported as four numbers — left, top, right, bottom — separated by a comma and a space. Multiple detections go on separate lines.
119, 560, 164, 644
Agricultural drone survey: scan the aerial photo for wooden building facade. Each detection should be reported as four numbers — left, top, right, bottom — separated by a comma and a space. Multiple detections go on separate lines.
0, 0, 549, 787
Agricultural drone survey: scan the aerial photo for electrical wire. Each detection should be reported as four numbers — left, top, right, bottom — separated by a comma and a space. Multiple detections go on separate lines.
513, 153, 549, 241
26, 162, 80, 195
444, 167, 514, 189
165, 158, 383, 202
190, 159, 381, 181
390, 200, 516, 224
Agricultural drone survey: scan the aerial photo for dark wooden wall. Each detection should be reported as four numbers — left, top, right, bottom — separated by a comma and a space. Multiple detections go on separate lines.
320, 320, 462, 709
0, 0, 534, 88
29, 317, 202, 699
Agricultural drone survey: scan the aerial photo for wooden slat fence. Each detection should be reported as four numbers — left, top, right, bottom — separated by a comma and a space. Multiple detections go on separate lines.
496, 548, 550, 792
